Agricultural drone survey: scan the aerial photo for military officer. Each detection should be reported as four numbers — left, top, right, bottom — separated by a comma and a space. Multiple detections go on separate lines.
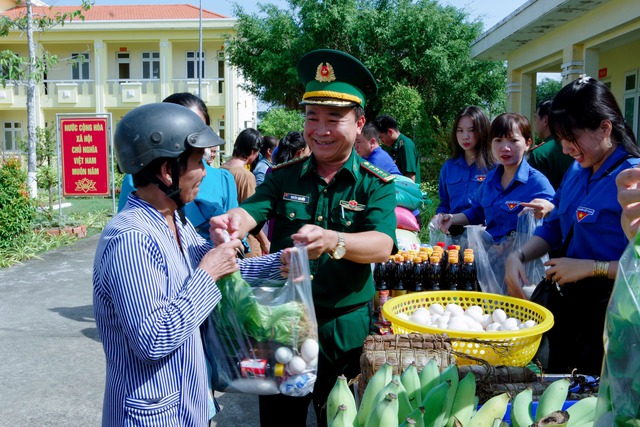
210, 49, 397, 426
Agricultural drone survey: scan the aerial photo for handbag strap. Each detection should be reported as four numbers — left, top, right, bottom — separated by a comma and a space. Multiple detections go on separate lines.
561, 153, 632, 256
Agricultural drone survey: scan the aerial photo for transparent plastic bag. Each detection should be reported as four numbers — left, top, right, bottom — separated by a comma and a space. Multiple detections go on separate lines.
595, 232, 640, 425
466, 210, 547, 295
201, 244, 318, 396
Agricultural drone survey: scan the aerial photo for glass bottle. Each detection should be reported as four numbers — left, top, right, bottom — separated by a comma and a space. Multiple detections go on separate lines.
429, 254, 442, 291
446, 250, 460, 291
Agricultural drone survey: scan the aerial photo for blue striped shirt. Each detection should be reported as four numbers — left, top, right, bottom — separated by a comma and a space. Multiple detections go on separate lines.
93, 196, 283, 426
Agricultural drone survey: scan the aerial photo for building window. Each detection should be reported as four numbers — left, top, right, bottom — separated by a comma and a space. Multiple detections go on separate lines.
71, 53, 90, 80
217, 51, 225, 93
624, 70, 639, 137
142, 52, 160, 79
116, 52, 130, 80
217, 119, 225, 142
3, 122, 23, 152
186, 51, 205, 79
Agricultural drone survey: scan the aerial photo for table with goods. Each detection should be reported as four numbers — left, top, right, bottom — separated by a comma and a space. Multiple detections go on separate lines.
323, 243, 604, 426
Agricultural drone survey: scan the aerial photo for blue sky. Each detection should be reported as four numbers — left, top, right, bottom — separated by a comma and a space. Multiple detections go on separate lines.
51, 0, 530, 30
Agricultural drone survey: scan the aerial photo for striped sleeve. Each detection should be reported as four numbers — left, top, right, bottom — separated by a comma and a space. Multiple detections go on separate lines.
102, 231, 221, 362
238, 250, 285, 285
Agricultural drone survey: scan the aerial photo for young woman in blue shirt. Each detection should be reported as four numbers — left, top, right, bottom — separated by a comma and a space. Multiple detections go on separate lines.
438, 113, 555, 243
505, 76, 640, 374
436, 106, 494, 220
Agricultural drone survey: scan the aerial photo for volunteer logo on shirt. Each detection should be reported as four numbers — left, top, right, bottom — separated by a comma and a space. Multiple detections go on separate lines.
474, 174, 487, 182
576, 207, 595, 222
505, 201, 520, 211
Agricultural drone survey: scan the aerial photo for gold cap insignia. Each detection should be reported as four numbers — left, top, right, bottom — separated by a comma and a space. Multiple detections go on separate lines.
315, 62, 336, 82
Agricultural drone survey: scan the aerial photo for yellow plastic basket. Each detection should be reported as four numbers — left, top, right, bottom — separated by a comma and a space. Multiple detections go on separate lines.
381, 291, 554, 367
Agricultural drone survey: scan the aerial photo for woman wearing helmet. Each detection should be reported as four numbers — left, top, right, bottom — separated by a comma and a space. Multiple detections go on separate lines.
93, 102, 288, 426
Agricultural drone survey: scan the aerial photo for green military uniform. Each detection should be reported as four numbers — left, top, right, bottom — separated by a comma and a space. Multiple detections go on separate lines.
249, 48, 398, 427
527, 136, 574, 190
393, 133, 421, 184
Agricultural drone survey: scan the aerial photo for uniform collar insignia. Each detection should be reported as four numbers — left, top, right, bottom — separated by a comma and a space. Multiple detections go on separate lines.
475, 174, 486, 182
576, 207, 595, 222
340, 199, 365, 211
505, 201, 520, 211
315, 62, 336, 82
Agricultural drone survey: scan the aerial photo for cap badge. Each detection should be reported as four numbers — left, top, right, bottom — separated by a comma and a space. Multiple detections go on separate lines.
315, 62, 336, 82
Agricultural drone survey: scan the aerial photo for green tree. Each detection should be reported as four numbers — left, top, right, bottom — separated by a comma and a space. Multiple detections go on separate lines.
380, 84, 425, 138
226, 0, 506, 181
536, 77, 562, 105
18, 122, 57, 214
1, 0, 93, 198
257, 108, 304, 140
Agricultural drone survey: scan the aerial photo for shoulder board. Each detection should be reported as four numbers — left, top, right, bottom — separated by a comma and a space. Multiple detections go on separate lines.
361, 161, 395, 182
271, 155, 309, 170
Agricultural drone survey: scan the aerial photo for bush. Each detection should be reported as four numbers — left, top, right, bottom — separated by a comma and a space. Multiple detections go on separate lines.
0, 158, 37, 249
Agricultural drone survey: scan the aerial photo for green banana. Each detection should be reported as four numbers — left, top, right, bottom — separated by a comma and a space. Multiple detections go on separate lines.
401, 363, 423, 410
400, 417, 418, 427
358, 363, 393, 427
422, 380, 450, 427
467, 392, 510, 427
329, 404, 352, 427
536, 379, 570, 421
491, 418, 509, 427
394, 374, 415, 425
566, 396, 597, 426
326, 375, 357, 426
419, 358, 441, 397
440, 364, 459, 427
449, 371, 477, 427
406, 406, 425, 427
510, 388, 534, 427
365, 392, 399, 427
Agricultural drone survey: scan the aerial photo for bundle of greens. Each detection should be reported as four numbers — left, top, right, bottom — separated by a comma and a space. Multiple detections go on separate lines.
214, 271, 315, 349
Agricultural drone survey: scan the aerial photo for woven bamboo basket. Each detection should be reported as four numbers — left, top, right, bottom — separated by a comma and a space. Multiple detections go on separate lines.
358, 333, 455, 396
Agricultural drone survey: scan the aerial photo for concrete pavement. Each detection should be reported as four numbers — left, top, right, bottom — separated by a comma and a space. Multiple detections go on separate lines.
0, 235, 317, 426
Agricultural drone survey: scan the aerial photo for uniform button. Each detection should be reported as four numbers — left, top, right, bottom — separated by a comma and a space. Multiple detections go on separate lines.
310, 275, 314, 280
323, 189, 327, 193
289, 212, 295, 218
317, 215, 323, 222
346, 221, 352, 226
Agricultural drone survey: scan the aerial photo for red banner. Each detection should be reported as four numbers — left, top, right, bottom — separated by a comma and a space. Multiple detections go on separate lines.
59, 117, 110, 196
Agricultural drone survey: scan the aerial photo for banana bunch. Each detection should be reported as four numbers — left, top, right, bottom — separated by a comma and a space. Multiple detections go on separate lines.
328, 361, 509, 427
509, 378, 597, 427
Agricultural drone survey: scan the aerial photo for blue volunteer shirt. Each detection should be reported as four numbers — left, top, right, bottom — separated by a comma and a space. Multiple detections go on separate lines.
364, 146, 402, 175
463, 158, 554, 242
535, 145, 640, 260
93, 195, 283, 426
437, 156, 492, 214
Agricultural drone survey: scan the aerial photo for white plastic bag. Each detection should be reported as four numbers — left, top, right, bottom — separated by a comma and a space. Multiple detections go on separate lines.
201, 245, 318, 396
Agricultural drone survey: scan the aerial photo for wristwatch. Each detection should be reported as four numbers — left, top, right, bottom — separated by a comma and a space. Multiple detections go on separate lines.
329, 232, 346, 260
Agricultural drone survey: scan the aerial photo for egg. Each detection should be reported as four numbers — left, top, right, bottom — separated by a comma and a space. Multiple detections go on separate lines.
410, 308, 430, 325
428, 303, 445, 316
445, 303, 465, 317
501, 317, 519, 331
448, 319, 469, 331
287, 356, 307, 375
274, 346, 293, 364
465, 305, 484, 321
522, 319, 538, 328
492, 308, 507, 324
398, 312, 410, 321
300, 339, 319, 362
307, 357, 318, 369
480, 314, 493, 329
486, 322, 502, 332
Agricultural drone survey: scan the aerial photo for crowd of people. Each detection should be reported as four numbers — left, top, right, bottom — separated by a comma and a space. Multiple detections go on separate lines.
94, 46, 640, 426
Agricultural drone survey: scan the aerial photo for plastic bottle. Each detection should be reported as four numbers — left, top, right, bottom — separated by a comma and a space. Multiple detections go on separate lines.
446, 250, 460, 291
462, 251, 478, 291
410, 256, 425, 293
238, 358, 285, 381
374, 273, 389, 315
391, 255, 408, 298
378, 289, 390, 325
429, 254, 442, 291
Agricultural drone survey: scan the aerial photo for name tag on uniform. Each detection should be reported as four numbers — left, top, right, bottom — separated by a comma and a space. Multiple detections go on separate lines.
340, 200, 366, 211
283, 193, 309, 204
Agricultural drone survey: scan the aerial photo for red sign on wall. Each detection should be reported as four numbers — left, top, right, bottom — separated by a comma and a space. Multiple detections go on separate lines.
599, 67, 608, 79
59, 117, 110, 196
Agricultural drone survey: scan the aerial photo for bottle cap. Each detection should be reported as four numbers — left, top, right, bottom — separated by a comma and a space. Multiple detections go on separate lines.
413, 257, 422, 263
436, 242, 446, 248
464, 253, 474, 263
396, 255, 405, 262
449, 254, 459, 263
447, 245, 457, 250
430, 255, 440, 263
274, 363, 285, 377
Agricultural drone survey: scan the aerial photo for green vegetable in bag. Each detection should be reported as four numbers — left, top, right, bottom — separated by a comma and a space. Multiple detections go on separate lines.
595, 233, 640, 425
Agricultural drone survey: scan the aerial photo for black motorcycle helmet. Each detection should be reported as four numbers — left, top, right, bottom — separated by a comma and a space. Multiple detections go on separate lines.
115, 102, 224, 223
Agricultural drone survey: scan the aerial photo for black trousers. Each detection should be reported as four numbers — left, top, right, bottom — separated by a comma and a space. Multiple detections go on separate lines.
546, 277, 614, 375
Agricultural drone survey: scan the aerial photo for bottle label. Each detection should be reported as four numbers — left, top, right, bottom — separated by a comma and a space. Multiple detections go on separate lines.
240, 359, 267, 378
378, 291, 390, 325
